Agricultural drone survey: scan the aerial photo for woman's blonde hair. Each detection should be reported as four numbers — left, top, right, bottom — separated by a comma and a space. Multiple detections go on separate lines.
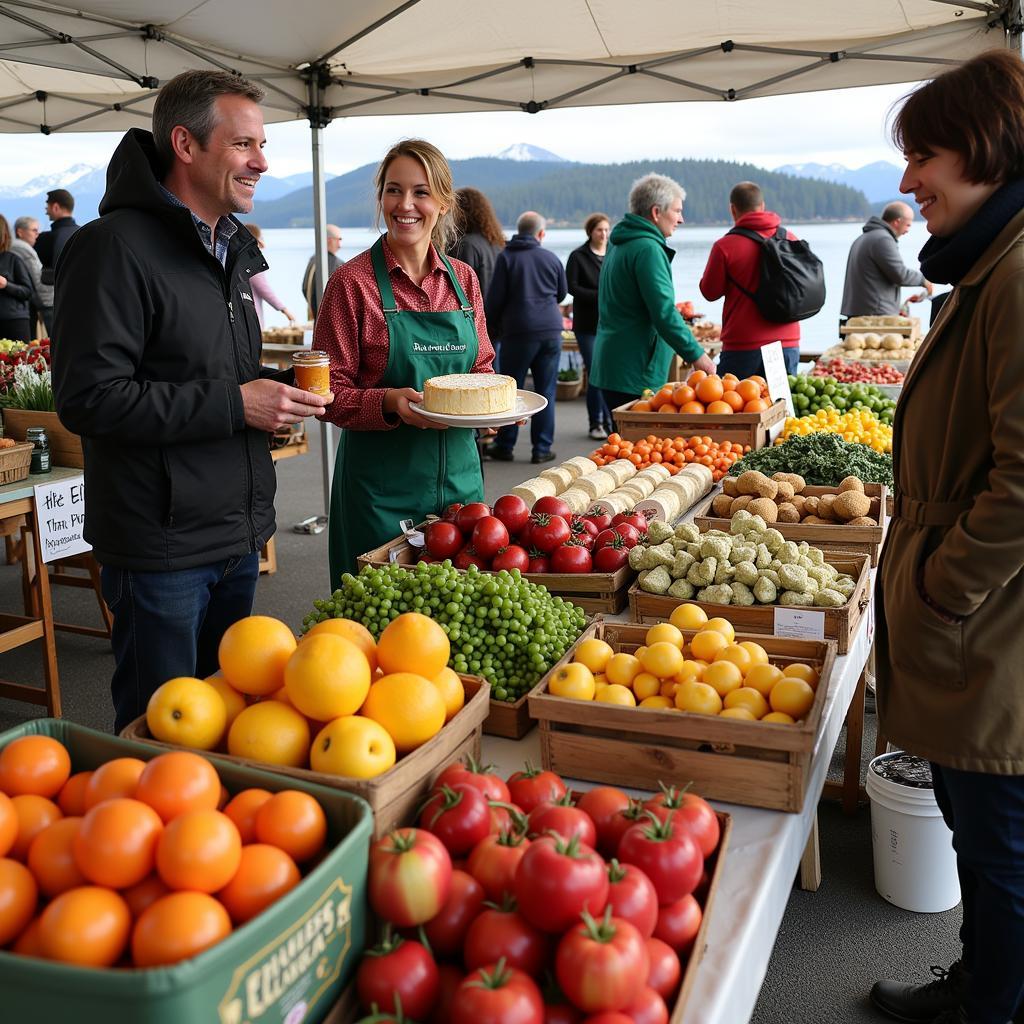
375, 139, 458, 253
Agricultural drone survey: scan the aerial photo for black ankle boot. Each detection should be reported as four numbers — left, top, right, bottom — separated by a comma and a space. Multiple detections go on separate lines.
870, 961, 970, 1022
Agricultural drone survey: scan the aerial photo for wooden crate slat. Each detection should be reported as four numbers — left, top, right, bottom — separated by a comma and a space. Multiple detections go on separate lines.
611, 398, 786, 448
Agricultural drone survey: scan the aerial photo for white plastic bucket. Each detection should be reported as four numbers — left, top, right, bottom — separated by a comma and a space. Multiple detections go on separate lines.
866, 752, 961, 913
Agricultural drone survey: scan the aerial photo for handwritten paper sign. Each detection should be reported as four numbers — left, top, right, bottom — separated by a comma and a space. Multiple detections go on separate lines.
34, 475, 90, 563
773, 606, 826, 641
760, 341, 794, 441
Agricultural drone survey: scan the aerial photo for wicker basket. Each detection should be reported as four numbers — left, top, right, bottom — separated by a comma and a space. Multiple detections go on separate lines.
556, 378, 583, 400
0, 441, 32, 485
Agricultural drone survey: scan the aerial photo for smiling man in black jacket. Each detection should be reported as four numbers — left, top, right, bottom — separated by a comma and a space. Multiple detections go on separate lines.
53, 70, 331, 732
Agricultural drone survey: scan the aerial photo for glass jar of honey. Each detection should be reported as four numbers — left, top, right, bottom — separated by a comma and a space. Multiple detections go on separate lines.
292, 350, 331, 396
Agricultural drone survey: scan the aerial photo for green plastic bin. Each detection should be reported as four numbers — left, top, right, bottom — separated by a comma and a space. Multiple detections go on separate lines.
0, 719, 372, 1024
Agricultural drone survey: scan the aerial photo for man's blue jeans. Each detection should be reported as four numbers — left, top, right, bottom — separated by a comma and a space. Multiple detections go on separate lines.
101, 553, 260, 733
493, 332, 561, 457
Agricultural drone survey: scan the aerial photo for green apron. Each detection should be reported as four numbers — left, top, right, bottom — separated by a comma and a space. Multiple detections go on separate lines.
328, 237, 484, 586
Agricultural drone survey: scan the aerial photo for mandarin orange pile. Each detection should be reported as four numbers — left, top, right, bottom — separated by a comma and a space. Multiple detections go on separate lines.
633, 371, 772, 415
589, 432, 751, 482
0, 738, 328, 968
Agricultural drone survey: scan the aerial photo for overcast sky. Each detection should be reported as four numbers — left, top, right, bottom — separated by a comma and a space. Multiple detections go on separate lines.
0, 80, 917, 186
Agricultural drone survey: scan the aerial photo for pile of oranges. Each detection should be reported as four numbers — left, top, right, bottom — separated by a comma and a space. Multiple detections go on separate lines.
588, 433, 751, 482
633, 371, 773, 415
0, 738, 328, 968
147, 612, 463, 781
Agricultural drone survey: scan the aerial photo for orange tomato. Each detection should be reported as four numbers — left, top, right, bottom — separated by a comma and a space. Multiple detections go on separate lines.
0, 736, 71, 799
122, 873, 171, 919
694, 376, 724, 404
255, 790, 327, 864
132, 891, 232, 967
57, 771, 93, 817
705, 400, 733, 415
83, 757, 146, 809
0, 792, 16, 858
156, 809, 242, 894
720, 390, 745, 411
736, 379, 761, 403
679, 401, 705, 415
27, 816, 87, 898
134, 751, 222, 824
39, 886, 131, 967
216, 843, 301, 924
74, 797, 164, 889
0, 857, 38, 946
10, 794, 62, 862
223, 788, 274, 844
743, 398, 769, 413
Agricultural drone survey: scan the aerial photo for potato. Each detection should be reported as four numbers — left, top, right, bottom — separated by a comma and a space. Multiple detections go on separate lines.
833, 490, 872, 521
737, 471, 778, 499
747, 498, 779, 523
775, 481, 795, 503
771, 472, 806, 494
730, 495, 754, 514
817, 494, 838, 521
837, 476, 865, 494
802, 496, 820, 516
776, 503, 801, 524
712, 493, 735, 517
722, 476, 739, 497
801, 515, 828, 525
881, 333, 903, 350
846, 516, 878, 527
790, 495, 807, 516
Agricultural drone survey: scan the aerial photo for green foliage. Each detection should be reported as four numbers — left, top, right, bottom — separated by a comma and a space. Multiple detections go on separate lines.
729, 433, 894, 487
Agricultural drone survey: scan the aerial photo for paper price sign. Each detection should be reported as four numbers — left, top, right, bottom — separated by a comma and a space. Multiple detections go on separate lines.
33, 475, 90, 563
760, 341, 794, 441
773, 606, 826, 641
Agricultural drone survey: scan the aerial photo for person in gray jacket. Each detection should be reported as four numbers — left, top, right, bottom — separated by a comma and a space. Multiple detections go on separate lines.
840, 202, 932, 318
10, 217, 45, 335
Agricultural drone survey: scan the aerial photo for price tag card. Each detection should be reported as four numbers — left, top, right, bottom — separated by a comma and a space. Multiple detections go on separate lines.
399, 518, 425, 548
774, 606, 826, 641
33, 475, 90, 563
760, 341, 794, 441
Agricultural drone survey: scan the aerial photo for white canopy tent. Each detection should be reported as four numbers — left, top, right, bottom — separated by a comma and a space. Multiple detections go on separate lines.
1, 0, 1019, 505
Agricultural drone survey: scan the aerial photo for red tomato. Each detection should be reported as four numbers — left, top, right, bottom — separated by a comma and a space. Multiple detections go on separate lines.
594, 524, 640, 550
580, 1015, 633, 1024
528, 798, 597, 847
617, 814, 702, 906
528, 513, 571, 554
436, 758, 512, 805
473, 516, 511, 559
644, 788, 720, 859
653, 893, 702, 953
545, 1003, 582, 1024
431, 963, 466, 1024
507, 766, 567, 815
592, 544, 630, 573
611, 512, 649, 536
455, 502, 492, 536
463, 903, 551, 977
493, 545, 531, 573
569, 516, 599, 549
527, 551, 550, 574
623, 986, 669, 1024
645, 937, 681, 1000
555, 911, 649, 1013
549, 543, 593, 574
514, 834, 609, 934
355, 933, 439, 1020
493, 494, 531, 537
602, 799, 649, 858
584, 510, 613, 532
425, 520, 464, 560
369, 828, 452, 927
455, 546, 490, 570
418, 783, 492, 856
533, 495, 572, 522
420, 869, 484, 958
451, 962, 545, 1024
576, 788, 631, 857
468, 831, 531, 902
442, 503, 464, 523
605, 860, 659, 938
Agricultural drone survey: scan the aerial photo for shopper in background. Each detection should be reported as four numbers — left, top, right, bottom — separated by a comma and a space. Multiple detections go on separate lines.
591, 173, 714, 414
244, 223, 297, 328
8, 216, 43, 338
0, 214, 34, 342
451, 186, 505, 319
301, 224, 343, 319
566, 212, 612, 440
872, 47, 1024, 1024
35, 188, 78, 334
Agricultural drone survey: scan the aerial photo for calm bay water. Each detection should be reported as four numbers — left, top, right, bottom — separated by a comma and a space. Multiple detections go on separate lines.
256, 222, 937, 355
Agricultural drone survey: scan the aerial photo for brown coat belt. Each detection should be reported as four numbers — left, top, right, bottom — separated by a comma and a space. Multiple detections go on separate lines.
892, 494, 974, 527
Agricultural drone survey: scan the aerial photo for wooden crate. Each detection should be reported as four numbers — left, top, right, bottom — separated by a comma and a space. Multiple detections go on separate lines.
628, 552, 870, 655
2, 409, 83, 468
611, 397, 786, 448
694, 484, 890, 567
357, 527, 632, 616
121, 677, 490, 840
840, 317, 920, 342
484, 692, 534, 739
528, 621, 837, 812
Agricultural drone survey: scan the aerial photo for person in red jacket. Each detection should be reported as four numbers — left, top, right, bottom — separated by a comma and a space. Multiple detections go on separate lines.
699, 182, 801, 377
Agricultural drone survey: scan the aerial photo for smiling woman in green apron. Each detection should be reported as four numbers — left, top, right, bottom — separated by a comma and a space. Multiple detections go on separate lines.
314, 139, 497, 585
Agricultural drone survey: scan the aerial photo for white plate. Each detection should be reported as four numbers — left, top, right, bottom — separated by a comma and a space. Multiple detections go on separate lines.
409, 390, 548, 429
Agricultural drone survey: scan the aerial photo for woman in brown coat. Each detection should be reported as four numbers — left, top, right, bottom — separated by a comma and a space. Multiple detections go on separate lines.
871, 49, 1024, 1024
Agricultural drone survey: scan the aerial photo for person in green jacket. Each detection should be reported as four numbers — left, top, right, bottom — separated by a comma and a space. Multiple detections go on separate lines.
590, 173, 715, 417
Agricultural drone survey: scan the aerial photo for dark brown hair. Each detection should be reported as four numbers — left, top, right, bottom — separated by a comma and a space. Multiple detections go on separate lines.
891, 49, 1024, 184
730, 181, 763, 214
0, 215, 10, 253
153, 70, 265, 167
584, 212, 610, 238
456, 187, 505, 248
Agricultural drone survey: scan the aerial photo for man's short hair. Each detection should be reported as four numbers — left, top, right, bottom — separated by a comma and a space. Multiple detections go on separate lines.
730, 182, 764, 214
882, 202, 910, 224
517, 211, 545, 236
152, 70, 265, 169
46, 189, 74, 213
628, 174, 685, 218
14, 216, 37, 234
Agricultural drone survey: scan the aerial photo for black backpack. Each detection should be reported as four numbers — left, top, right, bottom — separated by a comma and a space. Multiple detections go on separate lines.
726, 226, 826, 323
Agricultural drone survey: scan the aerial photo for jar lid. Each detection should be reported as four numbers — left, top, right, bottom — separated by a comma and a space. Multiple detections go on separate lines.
293, 350, 329, 364
25, 427, 47, 438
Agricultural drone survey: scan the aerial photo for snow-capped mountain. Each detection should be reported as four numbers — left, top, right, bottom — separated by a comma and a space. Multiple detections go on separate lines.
774, 161, 904, 203
0, 162, 101, 199
494, 143, 567, 163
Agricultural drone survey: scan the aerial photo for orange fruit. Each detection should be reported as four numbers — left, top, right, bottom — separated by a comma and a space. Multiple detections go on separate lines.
735, 379, 759, 403
83, 757, 146, 809
74, 797, 164, 889
218, 615, 297, 696
10, 794, 62, 861
640, 642, 685, 679
39, 886, 131, 967
743, 398, 769, 413
674, 681, 723, 715
549, 662, 596, 701
687, 370, 708, 388
122, 873, 171, 919
132, 891, 232, 967
255, 791, 326, 864
146, 677, 227, 751
763, 711, 796, 725
156, 809, 242, 893
632, 401, 652, 412
204, 674, 248, 732
769, 678, 815, 720
695, 376, 724, 404
305, 617, 378, 672
738, 641, 769, 667
706, 400, 734, 415
744, 663, 785, 698
781, 663, 820, 690
721, 390, 745, 411
0, 792, 16, 858
605, 653, 642, 688
310, 717, 396, 779
689, 629, 729, 662
645, 623, 685, 649
376, 613, 451, 678
595, 684, 637, 706
12, 915, 43, 957
27, 816, 87, 897
670, 604, 708, 630
674, 660, 703, 685
721, 373, 740, 388
0, 857, 38, 945
720, 707, 757, 721
679, 401, 705, 414
0, 736, 71, 799
360, 673, 446, 753
223, 788, 273, 844
632, 672, 662, 701
703, 660, 744, 697
135, 751, 222, 823
216, 843, 301, 924
56, 771, 92, 817
227, 701, 311, 768
715, 644, 753, 675
673, 384, 697, 405
284, 633, 371, 721
431, 667, 466, 721
705, 617, 736, 642
724, 687, 770, 719
574, 638, 614, 674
